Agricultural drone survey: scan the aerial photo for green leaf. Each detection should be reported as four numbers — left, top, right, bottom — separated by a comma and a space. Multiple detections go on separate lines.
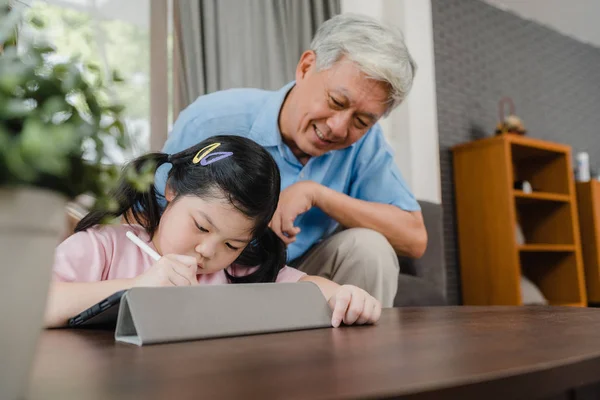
32, 44, 55, 54
5, 135, 39, 182
142, 159, 156, 173
105, 104, 125, 114
0, 68, 28, 94
42, 96, 68, 112
29, 16, 46, 29
0, 124, 10, 150
61, 65, 83, 92
85, 90, 102, 116
86, 63, 101, 73
1, 99, 36, 119
6, 151, 38, 182
130, 170, 154, 192
106, 198, 120, 213
0, 7, 21, 46
116, 132, 129, 149
111, 120, 126, 134
92, 136, 105, 163
112, 70, 125, 83
18, 119, 75, 177
52, 63, 69, 79
84, 63, 103, 88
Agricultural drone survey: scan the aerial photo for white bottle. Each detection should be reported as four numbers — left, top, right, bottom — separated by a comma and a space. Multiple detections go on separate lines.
576, 152, 590, 182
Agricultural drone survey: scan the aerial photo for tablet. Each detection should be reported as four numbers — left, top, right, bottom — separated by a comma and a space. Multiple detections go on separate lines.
115, 283, 333, 345
68, 290, 127, 328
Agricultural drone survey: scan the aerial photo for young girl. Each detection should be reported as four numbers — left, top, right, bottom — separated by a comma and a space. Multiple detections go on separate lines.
45, 135, 381, 328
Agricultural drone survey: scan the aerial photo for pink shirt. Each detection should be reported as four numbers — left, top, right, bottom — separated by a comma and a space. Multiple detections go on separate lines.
53, 224, 306, 284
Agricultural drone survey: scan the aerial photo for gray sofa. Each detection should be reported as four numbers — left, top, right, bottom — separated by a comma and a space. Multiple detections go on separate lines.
394, 200, 447, 307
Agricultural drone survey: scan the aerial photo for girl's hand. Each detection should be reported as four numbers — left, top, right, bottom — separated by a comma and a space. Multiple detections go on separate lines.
133, 254, 199, 287
328, 285, 382, 328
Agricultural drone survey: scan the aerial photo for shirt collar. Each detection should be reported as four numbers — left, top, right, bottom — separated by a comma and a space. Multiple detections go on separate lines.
249, 81, 295, 147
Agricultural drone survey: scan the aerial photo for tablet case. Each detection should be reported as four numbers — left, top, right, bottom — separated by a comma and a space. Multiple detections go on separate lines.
69, 290, 126, 328
115, 282, 332, 346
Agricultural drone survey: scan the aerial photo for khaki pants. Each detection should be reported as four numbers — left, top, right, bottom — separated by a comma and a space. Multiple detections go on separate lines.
291, 228, 399, 307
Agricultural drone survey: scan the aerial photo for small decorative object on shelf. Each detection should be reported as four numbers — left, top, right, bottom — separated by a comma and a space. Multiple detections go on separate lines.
521, 275, 548, 305
495, 97, 527, 136
575, 152, 591, 182
514, 180, 533, 193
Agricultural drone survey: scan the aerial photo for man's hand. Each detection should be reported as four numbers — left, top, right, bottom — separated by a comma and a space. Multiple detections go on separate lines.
269, 181, 322, 245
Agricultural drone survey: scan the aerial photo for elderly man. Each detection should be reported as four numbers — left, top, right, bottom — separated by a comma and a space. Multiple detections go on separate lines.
158, 13, 427, 307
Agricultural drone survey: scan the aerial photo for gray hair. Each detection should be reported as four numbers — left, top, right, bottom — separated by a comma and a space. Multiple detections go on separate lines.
310, 13, 417, 115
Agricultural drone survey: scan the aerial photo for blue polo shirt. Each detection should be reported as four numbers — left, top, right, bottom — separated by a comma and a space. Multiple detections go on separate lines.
157, 82, 419, 262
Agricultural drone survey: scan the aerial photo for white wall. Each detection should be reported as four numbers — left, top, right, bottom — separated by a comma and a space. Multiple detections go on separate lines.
484, 0, 600, 48
341, 0, 442, 204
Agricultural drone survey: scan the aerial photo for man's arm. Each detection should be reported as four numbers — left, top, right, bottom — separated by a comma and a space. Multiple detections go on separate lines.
269, 181, 427, 258
268, 124, 426, 258
316, 185, 427, 258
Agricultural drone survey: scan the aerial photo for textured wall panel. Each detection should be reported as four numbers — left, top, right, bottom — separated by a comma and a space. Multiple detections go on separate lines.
431, 0, 600, 304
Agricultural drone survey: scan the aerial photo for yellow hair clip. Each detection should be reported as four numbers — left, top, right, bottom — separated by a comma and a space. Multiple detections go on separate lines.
192, 142, 233, 166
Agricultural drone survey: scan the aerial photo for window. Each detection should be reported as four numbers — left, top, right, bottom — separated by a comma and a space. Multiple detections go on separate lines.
20, 0, 151, 163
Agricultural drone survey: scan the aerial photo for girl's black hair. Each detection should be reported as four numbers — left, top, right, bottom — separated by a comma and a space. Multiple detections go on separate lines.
76, 135, 286, 283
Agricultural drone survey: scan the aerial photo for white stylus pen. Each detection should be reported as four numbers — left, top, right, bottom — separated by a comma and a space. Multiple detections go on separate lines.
126, 231, 161, 261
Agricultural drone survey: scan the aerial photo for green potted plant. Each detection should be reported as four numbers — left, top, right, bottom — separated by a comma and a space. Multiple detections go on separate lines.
0, 4, 152, 398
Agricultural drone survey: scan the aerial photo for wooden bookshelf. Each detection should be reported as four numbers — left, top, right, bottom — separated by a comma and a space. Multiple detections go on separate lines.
513, 190, 570, 203
452, 134, 586, 306
575, 180, 600, 302
519, 244, 576, 252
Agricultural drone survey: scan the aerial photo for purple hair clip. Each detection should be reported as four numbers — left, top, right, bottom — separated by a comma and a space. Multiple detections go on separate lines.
192, 143, 233, 166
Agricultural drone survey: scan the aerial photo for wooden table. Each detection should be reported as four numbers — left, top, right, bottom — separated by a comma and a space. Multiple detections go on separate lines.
27, 307, 600, 400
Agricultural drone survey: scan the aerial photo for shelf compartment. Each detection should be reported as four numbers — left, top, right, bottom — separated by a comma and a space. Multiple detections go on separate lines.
511, 143, 570, 195
521, 252, 583, 305
515, 201, 575, 245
